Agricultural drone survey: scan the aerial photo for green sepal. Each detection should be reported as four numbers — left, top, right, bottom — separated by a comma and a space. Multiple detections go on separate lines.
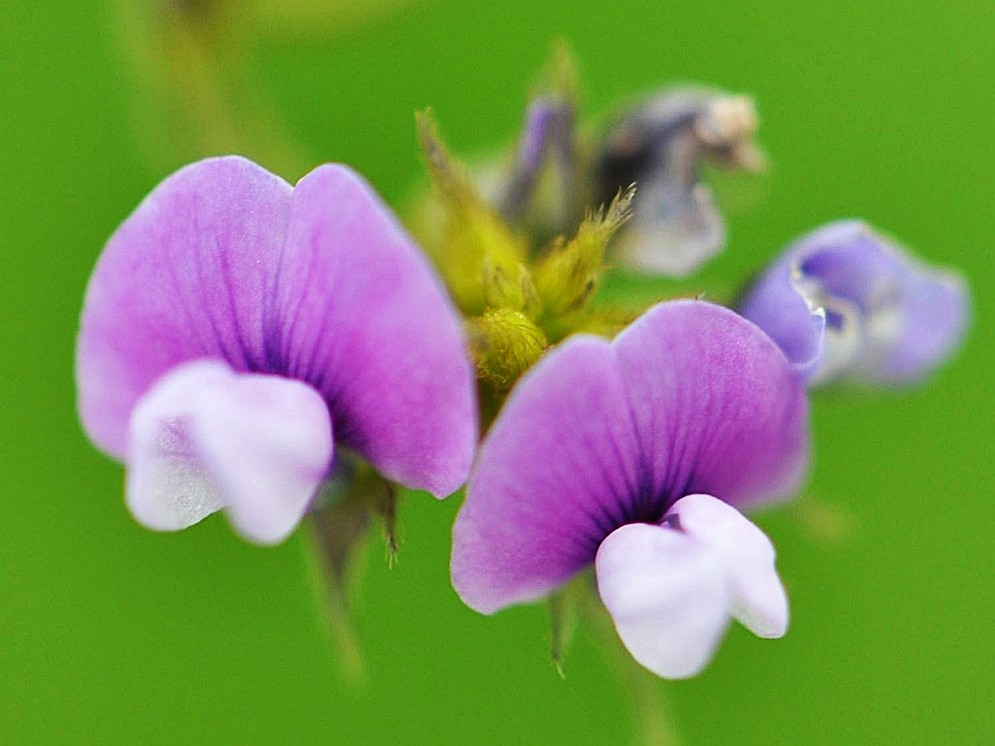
415, 110, 528, 315
481, 259, 542, 317
467, 309, 548, 391
303, 458, 406, 682
548, 587, 576, 679
305, 494, 372, 684
534, 185, 635, 337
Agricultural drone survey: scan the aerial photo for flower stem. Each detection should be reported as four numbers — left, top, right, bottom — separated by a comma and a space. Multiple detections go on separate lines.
581, 587, 682, 746
303, 505, 371, 684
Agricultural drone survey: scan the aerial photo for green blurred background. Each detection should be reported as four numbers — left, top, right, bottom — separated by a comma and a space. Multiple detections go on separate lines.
2, 1, 992, 743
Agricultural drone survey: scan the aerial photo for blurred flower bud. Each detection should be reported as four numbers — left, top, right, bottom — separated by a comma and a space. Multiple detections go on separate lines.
595, 88, 764, 276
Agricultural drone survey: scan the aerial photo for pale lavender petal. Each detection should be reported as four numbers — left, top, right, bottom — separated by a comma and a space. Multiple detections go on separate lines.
126, 359, 333, 545
668, 494, 788, 637
612, 300, 810, 511
741, 220, 970, 386
864, 252, 969, 384
275, 165, 476, 497
795, 224, 901, 309
597, 89, 761, 277
452, 337, 642, 614
595, 522, 729, 679
738, 251, 826, 379
77, 156, 293, 459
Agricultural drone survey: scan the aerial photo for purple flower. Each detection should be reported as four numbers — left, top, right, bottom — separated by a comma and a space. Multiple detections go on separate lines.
740, 220, 969, 386
77, 156, 477, 544
451, 300, 809, 678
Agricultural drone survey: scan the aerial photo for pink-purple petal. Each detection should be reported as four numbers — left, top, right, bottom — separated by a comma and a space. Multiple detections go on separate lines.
611, 301, 810, 510
77, 157, 476, 507
452, 300, 809, 615
77, 157, 293, 459
276, 165, 476, 497
452, 336, 642, 614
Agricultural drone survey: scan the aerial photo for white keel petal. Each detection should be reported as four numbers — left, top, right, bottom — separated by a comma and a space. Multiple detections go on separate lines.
596, 523, 730, 679
670, 494, 789, 638
193, 373, 333, 545
126, 360, 333, 544
126, 361, 233, 531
